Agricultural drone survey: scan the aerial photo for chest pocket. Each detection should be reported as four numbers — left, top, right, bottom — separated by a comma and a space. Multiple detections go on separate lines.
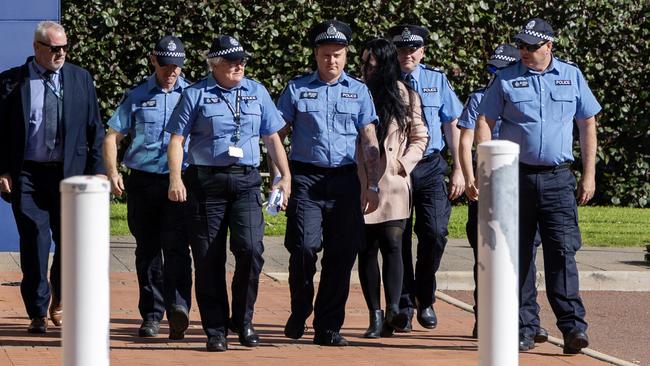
201, 103, 233, 136
297, 100, 320, 113
505, 87, 534, 119
420, 92, 441, 125
335, 101, 360, 134
550, 88, 577, 121
240, 101, 262, 136
134, 107, 162, 145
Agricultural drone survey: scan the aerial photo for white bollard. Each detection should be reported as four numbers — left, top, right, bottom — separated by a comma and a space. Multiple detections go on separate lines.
60, 176, 110, 366
476, 141, 519, 366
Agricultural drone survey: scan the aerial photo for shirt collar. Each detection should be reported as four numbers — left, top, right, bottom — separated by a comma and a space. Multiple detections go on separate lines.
403, 64, 422, 81
521, 56, 560, 76
206, 73, 247, 92
309, 70, 350, 86
146, 74, 183, 93
31, 59, 60, 77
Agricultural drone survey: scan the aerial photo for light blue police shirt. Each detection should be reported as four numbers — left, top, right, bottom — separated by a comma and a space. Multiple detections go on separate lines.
276, 71, 378, 168
478, 57, 601, 166
24, 60, 63, 162
107, 74, 189, 174
165, 74, 285, 167
457, 88, 501, 139
404, 64, 463, 155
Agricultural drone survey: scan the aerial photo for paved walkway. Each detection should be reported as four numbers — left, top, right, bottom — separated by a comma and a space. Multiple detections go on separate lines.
1, 236, 645, 365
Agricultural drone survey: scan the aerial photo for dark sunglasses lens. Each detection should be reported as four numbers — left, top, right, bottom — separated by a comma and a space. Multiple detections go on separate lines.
51, 45, 69, 53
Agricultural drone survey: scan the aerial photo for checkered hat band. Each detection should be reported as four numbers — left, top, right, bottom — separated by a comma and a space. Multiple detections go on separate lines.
315, 31, 347, 42
153, 50, 185, 58
490, 54, 517, 62
522, 29, 554, 42
392, 35, 424, 43
207, 46, 244, 58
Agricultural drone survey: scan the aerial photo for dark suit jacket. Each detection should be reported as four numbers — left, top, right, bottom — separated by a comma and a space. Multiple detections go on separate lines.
0, 57, 105, 185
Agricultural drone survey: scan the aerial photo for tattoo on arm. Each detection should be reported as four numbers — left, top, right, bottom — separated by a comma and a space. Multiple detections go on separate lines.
361, 123, 380, 187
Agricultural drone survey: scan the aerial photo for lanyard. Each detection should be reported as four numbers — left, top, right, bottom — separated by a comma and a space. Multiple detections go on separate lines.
215, 88, 241, 144
32, 62, 63, 100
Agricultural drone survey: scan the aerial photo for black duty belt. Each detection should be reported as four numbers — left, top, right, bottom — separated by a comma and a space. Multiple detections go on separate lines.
519, 162, 570, 173
290, 160, 357, 175
191, 164, 256, 175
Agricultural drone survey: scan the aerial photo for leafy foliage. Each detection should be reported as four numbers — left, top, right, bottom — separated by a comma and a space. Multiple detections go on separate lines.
62, 0, 649, 207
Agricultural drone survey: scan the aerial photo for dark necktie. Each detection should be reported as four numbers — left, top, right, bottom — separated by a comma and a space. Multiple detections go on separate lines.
43, 70, 60, 151
405, 73, 416, 90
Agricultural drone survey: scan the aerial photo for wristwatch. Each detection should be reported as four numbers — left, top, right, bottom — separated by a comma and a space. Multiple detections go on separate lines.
368, 185, 380, 193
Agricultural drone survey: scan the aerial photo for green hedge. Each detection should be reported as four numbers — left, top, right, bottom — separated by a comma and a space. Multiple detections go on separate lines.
61, 0, 649, 207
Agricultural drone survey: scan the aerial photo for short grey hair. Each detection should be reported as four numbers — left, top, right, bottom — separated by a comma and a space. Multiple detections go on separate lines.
206, 55, 225, 70
34, 21, 66, 42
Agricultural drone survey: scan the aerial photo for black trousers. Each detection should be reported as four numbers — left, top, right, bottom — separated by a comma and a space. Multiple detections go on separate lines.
12, 161, 63, 319
126, 169, 192, 322
185, 165, 265, 338
519, 166, 587, 337
400, 153, 451, 314
284, 161, 363, 333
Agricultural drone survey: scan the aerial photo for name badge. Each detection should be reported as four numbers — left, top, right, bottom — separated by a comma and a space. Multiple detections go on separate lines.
300, 91, 318, 99
203, 97, 221, 104
422, 87, 438, 93
341, 92, 358, 99
241, 95, 257, 101
140, 99, 156, 107
555, 80, 572, 86
228, 146, 244, 158
512, 80, 530, 88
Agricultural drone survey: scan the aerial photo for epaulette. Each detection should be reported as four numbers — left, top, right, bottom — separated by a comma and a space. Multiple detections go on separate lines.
118, 79, 148, 104
555, 57, 580, 69
187, 76, 208, 88
291, 71, 313, 81
347, 73, 366, 84
423, 65, 444, 74
485, 74, 497, 89
244, 76, 262, 85
473, 87, 487, 94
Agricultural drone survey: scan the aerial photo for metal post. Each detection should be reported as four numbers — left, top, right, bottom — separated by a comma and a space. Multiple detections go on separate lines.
477, 140, 520, 366
60, 176, 110, 366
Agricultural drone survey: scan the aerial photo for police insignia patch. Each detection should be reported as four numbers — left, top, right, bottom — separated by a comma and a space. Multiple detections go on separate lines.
167, 41, 177, 51
422, 87, 438, 93
512, 80, 530, 88
230, 37, 239, 46
555, 80, 571, 85
341, 92, 358, 99
327, 24, 337, 36
203, 97, 221, 104
300, 91, 318, 99
495, 45, 504, 54
401, 28, 411, 41
526, 20, 536, 30
140, 99, 157, 107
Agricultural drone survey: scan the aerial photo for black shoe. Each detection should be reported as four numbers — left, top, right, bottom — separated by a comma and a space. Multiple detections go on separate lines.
206, 335, 228, 352
363, 310, 383, 338
563, 329, 589, 354
534, 327, 548, 343
138, 320, 160, 337
471, 322, 478, 338
416, 306, 437, 329
237, 324, 260, 347
168, 305, 189, 340
313, 330, 349, 346
28, 317, 47, 334
380, 320, 395, 338
284, 314, 306, 340
395, 315, 412, 333
386, 309, 409, 331
519, 334, 535, 351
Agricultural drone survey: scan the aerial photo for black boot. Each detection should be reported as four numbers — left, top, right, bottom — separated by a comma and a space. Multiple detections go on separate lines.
385, 307, 409, 331
363, 310, 384, 338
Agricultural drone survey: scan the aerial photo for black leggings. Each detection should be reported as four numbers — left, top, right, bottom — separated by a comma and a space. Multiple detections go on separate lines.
358, 220, 406, 312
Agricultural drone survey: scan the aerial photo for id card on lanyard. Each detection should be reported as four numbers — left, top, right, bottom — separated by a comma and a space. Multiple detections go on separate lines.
216, 88, 244, 158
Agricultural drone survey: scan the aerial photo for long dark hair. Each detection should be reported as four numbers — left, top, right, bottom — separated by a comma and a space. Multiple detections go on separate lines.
362, 38, 412, 148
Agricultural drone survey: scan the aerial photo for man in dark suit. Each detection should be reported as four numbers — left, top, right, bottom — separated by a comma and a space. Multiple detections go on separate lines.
0, 21, 105, 333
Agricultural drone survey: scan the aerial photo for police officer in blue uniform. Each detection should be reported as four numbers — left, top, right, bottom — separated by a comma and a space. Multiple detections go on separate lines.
277, 20, 381, 346
478, 18, 601, 354
103, 35, 193, 340
166, 35, 291, 352
387, 24, 464, 331
458, 44, 547, 343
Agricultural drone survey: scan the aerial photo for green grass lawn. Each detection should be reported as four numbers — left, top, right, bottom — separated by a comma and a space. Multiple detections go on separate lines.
110, 203, 649, 247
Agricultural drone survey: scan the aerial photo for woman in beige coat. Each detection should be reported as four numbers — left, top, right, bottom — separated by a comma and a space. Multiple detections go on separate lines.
357, 39, 428, 338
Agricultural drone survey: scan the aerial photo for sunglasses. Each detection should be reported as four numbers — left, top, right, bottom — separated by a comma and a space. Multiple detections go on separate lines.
516, 41, 548, 52
38, 41, 69, 53
397, 47, 421, 56
228, 58, 248, 67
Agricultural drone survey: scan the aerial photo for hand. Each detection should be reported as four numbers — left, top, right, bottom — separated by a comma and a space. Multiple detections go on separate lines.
0, 174, 12, 193
168, 176, 187, 202
107, 172, 124, 197
362, 188, 380, 214
448, 168, 465, 200
576, 175, 595, 205
465, 178, 479, 201
273, 175, 292, 210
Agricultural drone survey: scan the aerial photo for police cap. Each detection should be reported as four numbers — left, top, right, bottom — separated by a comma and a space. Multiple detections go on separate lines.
153, 35, 185, 67
487, 44, 520, 69
309, 20, 352, 46
514, 18, 555, 45
207, 35, 249, 60
387, 24, 429, 48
